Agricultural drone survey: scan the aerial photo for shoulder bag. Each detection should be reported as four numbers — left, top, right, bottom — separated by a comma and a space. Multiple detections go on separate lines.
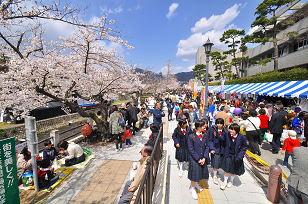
247, 118, 263, 145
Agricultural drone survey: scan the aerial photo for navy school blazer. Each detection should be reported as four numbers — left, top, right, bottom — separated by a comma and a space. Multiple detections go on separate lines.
223, 132, 247, 160
172, 127, 192, 149
208, 128, 227, 154
187, 132, 210, 162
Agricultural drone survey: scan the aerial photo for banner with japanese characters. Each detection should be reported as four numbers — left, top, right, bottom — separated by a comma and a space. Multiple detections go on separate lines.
200, 87, 205, 111
0, 137, 20, 204
192, 82, 198, 99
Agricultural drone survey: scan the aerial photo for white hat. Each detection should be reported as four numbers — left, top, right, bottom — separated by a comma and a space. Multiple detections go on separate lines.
288, 130, 297, 139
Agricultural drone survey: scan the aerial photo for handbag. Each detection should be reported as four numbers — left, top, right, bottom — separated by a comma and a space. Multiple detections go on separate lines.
247, 118, 263, 144
119, 113, 125, 127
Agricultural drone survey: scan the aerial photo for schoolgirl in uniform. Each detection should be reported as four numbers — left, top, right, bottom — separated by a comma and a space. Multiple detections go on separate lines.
172, 119, 191, 177
220, 123, 247, 190
187, 120, 210, 200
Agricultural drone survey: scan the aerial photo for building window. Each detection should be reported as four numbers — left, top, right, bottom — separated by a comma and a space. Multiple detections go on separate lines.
278, 47, 287, 57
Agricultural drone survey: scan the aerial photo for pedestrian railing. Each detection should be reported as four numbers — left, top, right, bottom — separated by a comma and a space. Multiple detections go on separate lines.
134, 124, 163, 204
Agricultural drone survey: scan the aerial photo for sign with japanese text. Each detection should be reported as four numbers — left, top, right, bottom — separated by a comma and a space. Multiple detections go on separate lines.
200, 87, 205, 111
0, 137, 20, 204
192, 82, 198, 99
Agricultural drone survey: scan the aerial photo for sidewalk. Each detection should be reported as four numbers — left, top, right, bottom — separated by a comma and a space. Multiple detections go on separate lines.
165, 114, 272, 204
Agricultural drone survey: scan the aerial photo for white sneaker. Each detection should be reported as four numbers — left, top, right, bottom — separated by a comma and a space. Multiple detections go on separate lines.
195, 183, 203, 192
116, 149, 119, 152
189, 186, 198, 200
213, 176, 219, 185
227, 181, 233, 188
220, 183, 227, 190
125, 145, 128, 148
130, 145, 134, 147
179, 170, 183, 177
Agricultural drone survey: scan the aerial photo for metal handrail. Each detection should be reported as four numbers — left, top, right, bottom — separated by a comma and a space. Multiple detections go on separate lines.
134, 123, 163, 204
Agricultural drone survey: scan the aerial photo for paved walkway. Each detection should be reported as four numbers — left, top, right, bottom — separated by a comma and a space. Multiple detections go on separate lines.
44, 108, 275, 204
166, 114, 272, 204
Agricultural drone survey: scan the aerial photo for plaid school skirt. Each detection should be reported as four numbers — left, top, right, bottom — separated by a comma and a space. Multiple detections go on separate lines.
175, 148, 189, 162
221, 154, 245, 176
188, 158, 209, 182
210, 153, 223, 169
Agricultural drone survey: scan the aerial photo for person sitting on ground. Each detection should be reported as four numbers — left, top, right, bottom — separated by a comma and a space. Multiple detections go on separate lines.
37, 158, 59, 190
138, 108, 149, 129
149, 123, 160, 142
43, 140, 58, 163
58, 140, 85, 166
17, 147, 33, 185
118, 142, 154, 204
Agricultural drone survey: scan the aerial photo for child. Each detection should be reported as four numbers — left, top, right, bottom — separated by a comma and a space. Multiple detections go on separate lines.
37, 158, 59, 190
149, 123, 160, 142
220, 123, 247, 190
209, 118, 227, 185
172, 119, 190, 177
281, 130, 300, 167
174, 103, 180, 120
124, 126, 133, 147
187, 120, 210, 200
43, 140, 58, 163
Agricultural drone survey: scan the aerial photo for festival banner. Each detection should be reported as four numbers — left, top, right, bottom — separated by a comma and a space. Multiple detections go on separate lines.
0, 138, 20, 204
192, 82, 198, 99
200, 87, 205, 110
221, 78, 225, 98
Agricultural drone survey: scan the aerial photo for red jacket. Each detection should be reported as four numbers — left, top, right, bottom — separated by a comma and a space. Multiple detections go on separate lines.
124, 129, 131, 139
282, 137, 300, 153
258, 115, 269, 128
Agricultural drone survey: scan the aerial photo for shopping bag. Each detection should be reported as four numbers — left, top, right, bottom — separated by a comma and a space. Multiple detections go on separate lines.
22, 170, 34, 187
264, 132, 273, 142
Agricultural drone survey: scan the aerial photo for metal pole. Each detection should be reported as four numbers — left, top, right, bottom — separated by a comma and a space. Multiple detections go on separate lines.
25, 116, 39, 192
203, 53, 210, 118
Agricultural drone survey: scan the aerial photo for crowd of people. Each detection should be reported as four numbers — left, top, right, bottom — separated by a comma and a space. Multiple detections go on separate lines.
160, 89, 307, 203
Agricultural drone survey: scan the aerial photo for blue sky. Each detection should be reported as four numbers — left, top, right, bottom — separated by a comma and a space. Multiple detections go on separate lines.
12, 0, 272, 73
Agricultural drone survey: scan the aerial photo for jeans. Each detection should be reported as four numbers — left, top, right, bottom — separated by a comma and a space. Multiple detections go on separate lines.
40, 175, 59, 190
143, 119, 148, 127
118, 180, 134, 204
65, 153, 86, 166
283, 151, 294, 166
125, 139, 132, 146
114, 133, 123, 149
288, 185, 308, 204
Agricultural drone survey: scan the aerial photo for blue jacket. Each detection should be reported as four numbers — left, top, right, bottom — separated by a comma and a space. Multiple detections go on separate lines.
172, 127, 191, 149
43, 147, 58, 162
223, 132, 247, 160
189, 110, 198, 123
167, 102, 173, 109
209, 128, 226, 154
153, 108, 165, 125
187, 132, 210, 162
292, 117, 301, 128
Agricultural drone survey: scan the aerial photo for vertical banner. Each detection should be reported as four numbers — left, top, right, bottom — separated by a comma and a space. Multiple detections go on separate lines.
221, 78, 225, 98
0, 137, 20, 204
192, 82, 198, 99
200, 87, 205, 111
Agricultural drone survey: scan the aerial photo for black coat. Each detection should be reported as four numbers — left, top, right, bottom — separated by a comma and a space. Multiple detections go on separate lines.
127, 105, 138, 122
268, 111, 288, 134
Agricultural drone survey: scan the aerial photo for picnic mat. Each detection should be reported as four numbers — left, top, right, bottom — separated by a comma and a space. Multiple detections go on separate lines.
42, 167, 74, 192
18, 167, 74, 192
67, 154, 95, 169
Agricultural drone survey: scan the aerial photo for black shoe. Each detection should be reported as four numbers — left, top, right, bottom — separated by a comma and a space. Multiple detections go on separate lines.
272, 149, 279, 154
257, 151, 261, 156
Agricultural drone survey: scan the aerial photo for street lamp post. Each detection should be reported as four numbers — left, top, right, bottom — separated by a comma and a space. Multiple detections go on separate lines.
203, 38, 214, 118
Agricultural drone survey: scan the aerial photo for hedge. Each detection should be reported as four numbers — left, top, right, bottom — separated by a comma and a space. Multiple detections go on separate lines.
208, 68, 308, 86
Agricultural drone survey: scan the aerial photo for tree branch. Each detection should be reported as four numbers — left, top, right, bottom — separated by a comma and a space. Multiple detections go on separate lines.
0, 32, 24, 59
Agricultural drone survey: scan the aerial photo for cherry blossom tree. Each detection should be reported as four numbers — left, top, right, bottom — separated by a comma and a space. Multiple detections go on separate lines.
0, 0, 142, 139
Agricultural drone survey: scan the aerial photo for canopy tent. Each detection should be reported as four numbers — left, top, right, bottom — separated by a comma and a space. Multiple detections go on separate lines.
198, 85, 232, 93
222, 80, 308, 99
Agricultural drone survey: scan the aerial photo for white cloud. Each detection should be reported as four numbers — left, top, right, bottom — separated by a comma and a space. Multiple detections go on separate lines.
176, 4, 243, 61
247, 26, 258, 35
136, 4, 142, 10
100, 5, 123, 14
191, 4, 240, 33
166, 3, 179, 19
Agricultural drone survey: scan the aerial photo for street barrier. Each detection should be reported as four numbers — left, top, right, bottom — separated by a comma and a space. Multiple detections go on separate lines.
134, 124, 163, 204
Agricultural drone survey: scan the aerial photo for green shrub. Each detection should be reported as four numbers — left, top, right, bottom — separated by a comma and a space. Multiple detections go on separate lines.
208, 68, 308, 85
11, 128, 16, 133
1, 132, 5, 137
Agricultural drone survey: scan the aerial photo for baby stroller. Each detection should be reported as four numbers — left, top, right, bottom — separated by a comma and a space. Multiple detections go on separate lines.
81, 123, 102, 143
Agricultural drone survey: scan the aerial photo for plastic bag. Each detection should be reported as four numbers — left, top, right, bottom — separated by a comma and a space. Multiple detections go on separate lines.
22, 170, 34, 187
264, 132, 273, 142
